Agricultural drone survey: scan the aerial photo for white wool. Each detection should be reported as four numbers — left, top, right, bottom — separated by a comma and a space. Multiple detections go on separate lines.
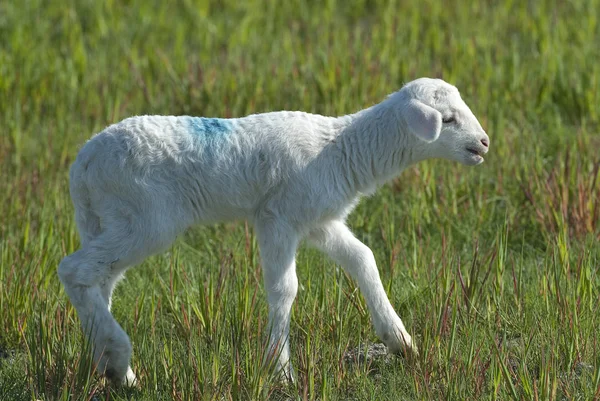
58, 77, 489, 385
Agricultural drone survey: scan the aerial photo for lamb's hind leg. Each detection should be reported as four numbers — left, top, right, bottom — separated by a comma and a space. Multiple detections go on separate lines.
58, 227, 163, 386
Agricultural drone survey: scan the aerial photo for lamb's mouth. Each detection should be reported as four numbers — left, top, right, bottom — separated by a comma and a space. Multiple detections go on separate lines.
466, 147, 484, 157
466, 147, 485, 162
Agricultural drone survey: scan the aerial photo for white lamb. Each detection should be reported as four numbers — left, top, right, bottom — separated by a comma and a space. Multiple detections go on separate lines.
58, 78, 489, 385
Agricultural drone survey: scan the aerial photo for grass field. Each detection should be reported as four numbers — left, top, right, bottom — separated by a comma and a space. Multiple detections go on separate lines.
1, 0, 600, 399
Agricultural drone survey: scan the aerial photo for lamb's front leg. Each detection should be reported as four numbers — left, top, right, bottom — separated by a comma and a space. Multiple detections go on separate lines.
309, 220, 418, 356
255, 221, 300, 381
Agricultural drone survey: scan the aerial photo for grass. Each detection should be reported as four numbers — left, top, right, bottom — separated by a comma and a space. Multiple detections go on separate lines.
1, 0, 599, 399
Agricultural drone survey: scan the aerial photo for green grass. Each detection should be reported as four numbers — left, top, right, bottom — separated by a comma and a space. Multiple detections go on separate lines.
1, 0, 600, 399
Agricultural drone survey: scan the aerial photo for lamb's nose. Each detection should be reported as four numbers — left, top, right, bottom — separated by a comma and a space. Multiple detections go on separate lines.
480, 138, 489, 148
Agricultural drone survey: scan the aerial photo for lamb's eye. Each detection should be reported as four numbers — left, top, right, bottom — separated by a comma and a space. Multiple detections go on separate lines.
442, 116, 455, 124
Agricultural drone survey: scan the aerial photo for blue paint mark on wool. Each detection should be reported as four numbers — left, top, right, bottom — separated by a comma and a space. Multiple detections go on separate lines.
186, 117, 231, 138
184, 117, 232, 157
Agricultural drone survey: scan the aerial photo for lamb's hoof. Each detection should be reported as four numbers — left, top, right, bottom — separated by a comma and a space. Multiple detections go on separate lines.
382, 331, 419, 359
272, 364, 295, 385
106, 366, 139, 387
403, 340, 419, 358
395, 338, 419, 359
124, 367, 139, 387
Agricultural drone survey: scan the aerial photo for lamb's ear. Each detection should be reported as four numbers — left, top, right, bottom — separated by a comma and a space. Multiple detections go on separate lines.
401, 99, 442, 142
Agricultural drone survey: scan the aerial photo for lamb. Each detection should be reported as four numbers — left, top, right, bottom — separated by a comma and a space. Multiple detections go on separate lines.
58, 77, 490, 385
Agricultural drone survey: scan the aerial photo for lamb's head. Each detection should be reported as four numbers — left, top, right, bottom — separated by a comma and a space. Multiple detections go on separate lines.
393, 78, 490, 165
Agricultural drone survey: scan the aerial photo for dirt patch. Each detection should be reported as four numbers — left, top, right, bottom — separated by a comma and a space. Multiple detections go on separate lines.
343, 343, 396, 366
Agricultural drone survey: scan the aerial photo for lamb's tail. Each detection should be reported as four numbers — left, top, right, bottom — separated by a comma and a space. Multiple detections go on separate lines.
69, 145, 102, 246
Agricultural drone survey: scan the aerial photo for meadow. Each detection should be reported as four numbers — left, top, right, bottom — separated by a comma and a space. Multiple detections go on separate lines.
1, 0, 599, 399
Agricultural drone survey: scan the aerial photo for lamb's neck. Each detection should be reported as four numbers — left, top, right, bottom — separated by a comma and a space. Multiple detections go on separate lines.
332, 101, 428, 195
